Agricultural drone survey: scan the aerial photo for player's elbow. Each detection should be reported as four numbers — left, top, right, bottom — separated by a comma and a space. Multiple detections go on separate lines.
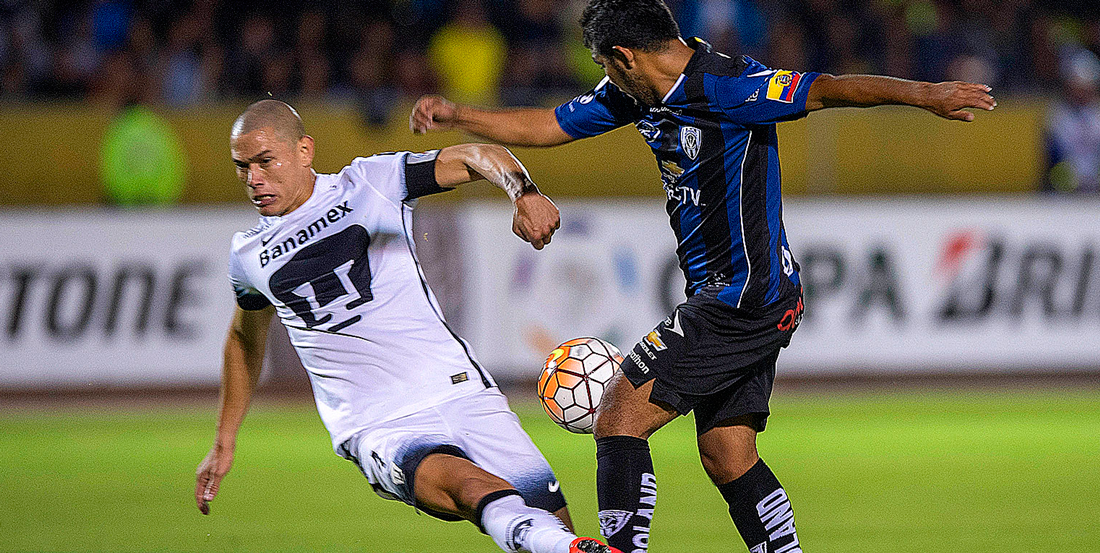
805, 73, 838, 111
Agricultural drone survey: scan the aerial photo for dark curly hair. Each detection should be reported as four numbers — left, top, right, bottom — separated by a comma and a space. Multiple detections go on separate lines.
580, 0, 681, 58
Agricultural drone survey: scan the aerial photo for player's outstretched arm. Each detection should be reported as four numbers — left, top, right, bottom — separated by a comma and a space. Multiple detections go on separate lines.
195, 305, 274, 515
410, 95, 574, 147
434, 143, 560, 250
805, 74, 997, 121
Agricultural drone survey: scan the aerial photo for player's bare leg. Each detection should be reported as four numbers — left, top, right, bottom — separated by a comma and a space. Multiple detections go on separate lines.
696, 415, 760, 484
593, 372, 678, 439
553, 506, 574, 530
699, 418, 804, 553
591, 372, 678, 552
414, 453, 615, 553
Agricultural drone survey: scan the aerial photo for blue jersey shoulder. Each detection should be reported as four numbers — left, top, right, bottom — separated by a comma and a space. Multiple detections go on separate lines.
554, 77, 641, 139
705, 56, 819, 125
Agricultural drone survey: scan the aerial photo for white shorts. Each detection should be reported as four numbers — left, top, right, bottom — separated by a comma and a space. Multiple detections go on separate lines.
338, 388, 566, 520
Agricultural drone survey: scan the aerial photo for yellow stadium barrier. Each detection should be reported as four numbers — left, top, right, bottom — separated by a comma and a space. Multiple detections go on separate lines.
0, 99, 1044, 206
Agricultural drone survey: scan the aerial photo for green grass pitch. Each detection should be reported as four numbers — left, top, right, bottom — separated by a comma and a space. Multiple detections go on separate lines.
1, 388, 1097, 552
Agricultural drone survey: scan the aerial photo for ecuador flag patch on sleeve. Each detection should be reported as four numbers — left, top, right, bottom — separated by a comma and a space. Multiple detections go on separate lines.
766, 71, 803, 103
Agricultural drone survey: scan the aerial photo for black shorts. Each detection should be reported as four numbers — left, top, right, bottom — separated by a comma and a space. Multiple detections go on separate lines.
619, 285, 803, 435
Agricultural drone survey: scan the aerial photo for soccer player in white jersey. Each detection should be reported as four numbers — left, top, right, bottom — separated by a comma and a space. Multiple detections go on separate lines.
193, 99, 619, 553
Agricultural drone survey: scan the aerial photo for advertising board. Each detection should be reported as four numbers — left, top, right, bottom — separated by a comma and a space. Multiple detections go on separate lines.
0, 208, 255, 387
458, 198, 1100, 376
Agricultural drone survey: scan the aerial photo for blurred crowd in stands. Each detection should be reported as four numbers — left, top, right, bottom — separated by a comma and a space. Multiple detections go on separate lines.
2, 0, 1100, 191
2, 0, 1098, 108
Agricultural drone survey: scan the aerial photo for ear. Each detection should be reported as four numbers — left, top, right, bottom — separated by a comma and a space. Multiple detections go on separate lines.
297, 135, 315, 167
610, 45, 637, 70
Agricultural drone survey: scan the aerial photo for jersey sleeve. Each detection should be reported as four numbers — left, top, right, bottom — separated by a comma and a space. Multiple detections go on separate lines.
228, 249, 271, 311
554, 77, 640, 139
712, 56, 820, 125
349, 150, 451, 203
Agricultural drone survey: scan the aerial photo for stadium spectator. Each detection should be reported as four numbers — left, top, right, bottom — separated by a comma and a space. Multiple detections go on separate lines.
1044, 47, 1100, 193
227, 13, 276, 97
0, 0, 1097, 106
428, 0, 507, 104
294, 10, 330, 99
162, 15, 205, 106
343, 20, 404, 125
497, 0, 579, 106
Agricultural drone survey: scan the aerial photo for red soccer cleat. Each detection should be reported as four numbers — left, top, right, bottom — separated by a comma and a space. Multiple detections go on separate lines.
569, 537, 623, 553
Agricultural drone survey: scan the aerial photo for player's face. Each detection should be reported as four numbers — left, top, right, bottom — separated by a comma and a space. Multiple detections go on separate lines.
230, 128, 315, 217
593, 53, 657, 106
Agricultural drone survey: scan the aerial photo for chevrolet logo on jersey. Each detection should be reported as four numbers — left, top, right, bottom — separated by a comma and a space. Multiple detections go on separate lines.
766, 71, 803, 103
644, 330, 667, 351
660, 159, 684, 180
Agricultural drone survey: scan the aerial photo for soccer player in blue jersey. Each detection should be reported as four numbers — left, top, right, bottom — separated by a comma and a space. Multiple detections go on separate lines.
411, 1, 996, 551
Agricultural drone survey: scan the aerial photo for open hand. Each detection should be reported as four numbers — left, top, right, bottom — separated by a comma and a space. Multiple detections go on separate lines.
513, 192, 560, 250
195, 445, 235, 515
410, 95, 459, 134
923, 82, 997, 121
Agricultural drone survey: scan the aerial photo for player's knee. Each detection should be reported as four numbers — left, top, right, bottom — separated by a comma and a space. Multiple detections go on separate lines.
455, 473, 513, 511
698, 443, 759, 484
699, 450, 734, 484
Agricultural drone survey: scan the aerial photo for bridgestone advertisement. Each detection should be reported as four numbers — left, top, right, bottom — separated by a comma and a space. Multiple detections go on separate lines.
458, 198, 1100, 377
0, 208, 255, 388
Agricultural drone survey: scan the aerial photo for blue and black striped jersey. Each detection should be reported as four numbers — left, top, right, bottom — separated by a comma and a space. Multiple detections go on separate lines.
555, 38, 818, 310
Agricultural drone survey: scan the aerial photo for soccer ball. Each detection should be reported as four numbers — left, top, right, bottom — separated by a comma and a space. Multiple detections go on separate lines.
537, 337, 623, 434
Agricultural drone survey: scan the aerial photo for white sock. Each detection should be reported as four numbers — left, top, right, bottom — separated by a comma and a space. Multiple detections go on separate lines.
480, 493, 577, 553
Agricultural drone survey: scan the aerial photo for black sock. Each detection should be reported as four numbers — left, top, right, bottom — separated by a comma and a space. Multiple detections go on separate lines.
595, 436, 656, 553
717, 459, 802, 553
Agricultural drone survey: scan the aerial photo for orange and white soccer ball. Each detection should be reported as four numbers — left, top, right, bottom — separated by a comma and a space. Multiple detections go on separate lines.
537, 337, 623, 434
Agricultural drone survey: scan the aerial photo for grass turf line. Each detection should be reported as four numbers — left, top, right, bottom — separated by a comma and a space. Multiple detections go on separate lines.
0, 388, 1097, 552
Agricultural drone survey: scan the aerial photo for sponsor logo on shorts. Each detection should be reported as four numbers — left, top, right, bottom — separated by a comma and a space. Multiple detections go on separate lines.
598, 510, 634, 538
777, 295, 804, 332
548, 480, 560, 493
643, 330, 667, 351
450, 372, 468, 384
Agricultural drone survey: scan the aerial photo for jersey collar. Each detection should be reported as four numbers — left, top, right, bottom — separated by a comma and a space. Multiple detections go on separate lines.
661, 37, 711, 105
681, 37, 711, 78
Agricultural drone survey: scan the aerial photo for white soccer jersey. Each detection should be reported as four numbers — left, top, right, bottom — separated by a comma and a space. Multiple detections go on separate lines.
227, 151, 495, 451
